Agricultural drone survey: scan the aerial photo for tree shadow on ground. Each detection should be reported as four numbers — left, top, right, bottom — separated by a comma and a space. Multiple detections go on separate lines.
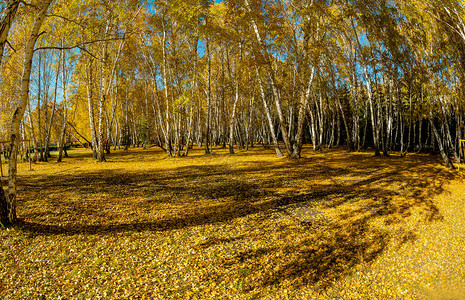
14, 149, 460, 292
217, 218, 389, 291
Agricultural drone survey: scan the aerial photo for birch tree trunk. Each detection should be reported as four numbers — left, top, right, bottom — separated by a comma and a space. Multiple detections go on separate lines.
244, 0, 292, 157
183, 38, 199, 156
57, 46, 67, 162
308, 104, 318, 151
36, 52, 44, 161
429, 114, 455, 169
229, 81, 239, 154
5, 0, 52, 225
336, 97, 349, 149
205, 38, 212, 154
86, 58, 98, 159
44, 52, 60, 161
292, 67, 315, 158
57, 108, 67, 163
0, 0, 20, 226
27, 100, 38, 162
97, 94, 106, 162
255, 67, 283, 157
0, 179, 7, 227
0, 0, 20, 65
365, 66, 380, 156
162, 18, 172, 157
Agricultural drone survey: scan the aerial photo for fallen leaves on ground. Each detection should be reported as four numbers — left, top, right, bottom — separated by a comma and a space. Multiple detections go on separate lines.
1, 146, 464, 299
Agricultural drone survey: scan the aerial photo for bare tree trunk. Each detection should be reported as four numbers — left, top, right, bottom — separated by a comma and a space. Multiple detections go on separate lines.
229, 82, 239, 154
44, 52, 59, 161
86, 58, 98, 159
105, 85, 118, 154
352, 79, 360, 151
255, 67, 283, 157
245, 0, 292, 156
153, 78, 170, 154
406, 85, 413, 154
0, 1, 22, 225
97, 95, 106, 162
27, 100, 38, 162
57, 46, 67, 162
246, 96, 254, 149
308, 104, 318, 151
328, 108, 335, 149
429, 115, 455, 169
418, 118, 423, 152
205, 38, 212, 154
317, 93, 325, 149
37, 53, 45, 161
0, 0, 20, 65
367, 68, 380, 156
336, 106, 341, 147
0, 183, 7, 227
183, 38, 199, 156
399, 97, 406, 157
292, 67, 315, 159
183, 105, 194, 157
337, 97, 351, 150
30, 51, 43, 162
353, 21, 379, 155
439, 96, 460, 162
161, 18, 172, 157
5, 0, 52, 225
57, 122, 67, 162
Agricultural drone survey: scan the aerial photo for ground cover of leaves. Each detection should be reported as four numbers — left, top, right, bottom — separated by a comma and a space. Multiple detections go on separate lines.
1, 146, 464, 299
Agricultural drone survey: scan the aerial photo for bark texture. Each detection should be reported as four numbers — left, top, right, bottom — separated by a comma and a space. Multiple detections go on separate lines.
0, 186, 8, 227
6, 0, 52, 225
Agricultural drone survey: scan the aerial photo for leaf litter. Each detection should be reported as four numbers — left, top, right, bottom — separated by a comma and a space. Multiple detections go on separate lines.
1, 146, 464, 299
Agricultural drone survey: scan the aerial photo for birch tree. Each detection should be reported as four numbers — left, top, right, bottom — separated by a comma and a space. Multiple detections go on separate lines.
3, 0, 53, 226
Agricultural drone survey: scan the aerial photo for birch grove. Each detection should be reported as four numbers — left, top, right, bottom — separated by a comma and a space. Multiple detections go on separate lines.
1, 0, 465, 225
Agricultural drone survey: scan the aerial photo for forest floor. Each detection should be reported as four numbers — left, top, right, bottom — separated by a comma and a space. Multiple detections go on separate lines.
1, 145, 465, 299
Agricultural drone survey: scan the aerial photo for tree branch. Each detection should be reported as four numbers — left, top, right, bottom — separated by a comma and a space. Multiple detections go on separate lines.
33, 36, 126, 53
77, 46, 99, 61
5, 40, 15, 52
19, 0, 38, 9
45, 13, 88, 29
67, 121, 92, 146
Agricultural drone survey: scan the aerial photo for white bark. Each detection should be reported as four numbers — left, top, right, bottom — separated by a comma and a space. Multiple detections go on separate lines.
7, 0, 52, 224
86, 58, 98, 159
229, 82, 239, 154
292, 67, 315, 158
255, 66, 283, 157
244, 0, 292, 157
